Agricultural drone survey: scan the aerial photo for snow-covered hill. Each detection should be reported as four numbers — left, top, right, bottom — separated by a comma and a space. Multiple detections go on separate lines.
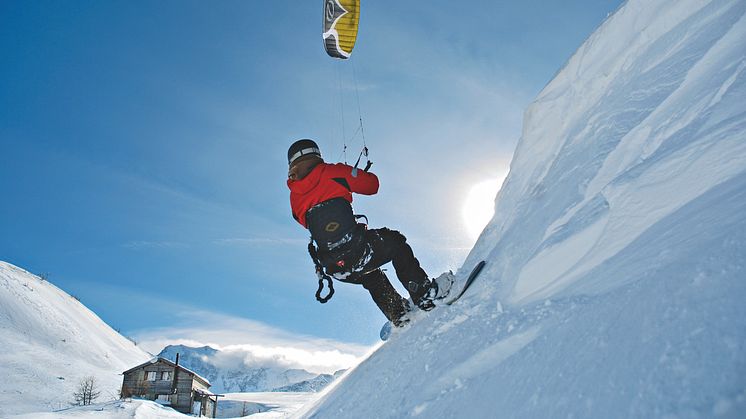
157, 344, 344, 393
303, 0, 746, 417
0, 261, 151, 416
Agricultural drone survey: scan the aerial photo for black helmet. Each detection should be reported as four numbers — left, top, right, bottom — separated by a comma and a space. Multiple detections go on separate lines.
287, 139, 322, 165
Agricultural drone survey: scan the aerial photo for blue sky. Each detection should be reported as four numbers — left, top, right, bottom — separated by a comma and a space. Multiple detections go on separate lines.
0, 0, 622, 361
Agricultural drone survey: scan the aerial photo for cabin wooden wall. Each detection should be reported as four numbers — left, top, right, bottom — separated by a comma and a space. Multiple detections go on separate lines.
121, 363, 204, 414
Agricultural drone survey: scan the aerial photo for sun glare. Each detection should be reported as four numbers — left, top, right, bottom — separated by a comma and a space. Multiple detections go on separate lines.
463, 177, 505, 241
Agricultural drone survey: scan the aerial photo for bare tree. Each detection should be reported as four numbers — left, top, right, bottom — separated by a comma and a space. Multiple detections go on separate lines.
72, 376, 101, 406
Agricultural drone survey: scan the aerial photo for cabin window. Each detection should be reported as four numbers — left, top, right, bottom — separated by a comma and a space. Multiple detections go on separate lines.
161, 371, 171, 381
147, 371, 157, 381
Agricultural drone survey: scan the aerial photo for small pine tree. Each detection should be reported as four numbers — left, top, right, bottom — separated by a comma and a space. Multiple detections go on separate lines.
72, 376, 101, 406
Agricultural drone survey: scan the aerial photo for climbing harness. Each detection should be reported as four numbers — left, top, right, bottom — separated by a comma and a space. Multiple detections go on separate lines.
308, 214, 370, 304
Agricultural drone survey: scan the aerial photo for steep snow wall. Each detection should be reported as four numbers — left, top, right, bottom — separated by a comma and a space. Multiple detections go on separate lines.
467, 0, 746, 305
0, 262, 151, 416
303, 0, 746, 417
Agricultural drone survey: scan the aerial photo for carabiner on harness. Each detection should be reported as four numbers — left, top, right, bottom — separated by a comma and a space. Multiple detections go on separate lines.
315, 267, 335, 304
308, 239, 335, 303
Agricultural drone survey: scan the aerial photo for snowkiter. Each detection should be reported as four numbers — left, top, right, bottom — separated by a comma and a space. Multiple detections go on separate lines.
286, 139, 452, 326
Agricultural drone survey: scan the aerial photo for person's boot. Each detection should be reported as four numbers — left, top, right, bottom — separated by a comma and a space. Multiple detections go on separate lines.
414, 271, 455, 311
362, 269, 412, 326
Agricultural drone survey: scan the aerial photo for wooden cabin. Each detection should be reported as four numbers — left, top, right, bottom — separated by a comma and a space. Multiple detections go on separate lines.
121, 355, 221, 417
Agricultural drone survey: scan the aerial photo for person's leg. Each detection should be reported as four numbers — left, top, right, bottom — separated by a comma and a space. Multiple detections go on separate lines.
360, 269, 411, 326
366, 228, 433, 306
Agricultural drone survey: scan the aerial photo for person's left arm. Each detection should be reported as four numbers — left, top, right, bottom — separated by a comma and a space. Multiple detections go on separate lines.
330, 163, 379, 195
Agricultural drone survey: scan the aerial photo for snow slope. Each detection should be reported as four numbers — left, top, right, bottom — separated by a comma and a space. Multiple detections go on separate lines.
302, 0, 746, 417
0, 261, 151, 416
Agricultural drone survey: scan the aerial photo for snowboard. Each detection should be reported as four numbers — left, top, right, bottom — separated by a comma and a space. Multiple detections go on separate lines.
379, 260, 487, 341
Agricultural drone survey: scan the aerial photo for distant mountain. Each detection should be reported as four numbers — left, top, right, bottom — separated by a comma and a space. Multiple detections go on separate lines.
158, 344, 344, 393
0, 261, 151, 416
272, 370, 346, 392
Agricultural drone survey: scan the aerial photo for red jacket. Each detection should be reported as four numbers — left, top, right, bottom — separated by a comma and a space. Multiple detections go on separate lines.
288, 162, 379, 227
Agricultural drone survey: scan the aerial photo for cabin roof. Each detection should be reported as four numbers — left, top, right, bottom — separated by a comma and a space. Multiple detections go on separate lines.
194, 387, 224, 397
122, 357, 211, 387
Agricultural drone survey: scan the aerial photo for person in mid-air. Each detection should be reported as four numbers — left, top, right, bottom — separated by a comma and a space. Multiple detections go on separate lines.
286, 139, 453, 326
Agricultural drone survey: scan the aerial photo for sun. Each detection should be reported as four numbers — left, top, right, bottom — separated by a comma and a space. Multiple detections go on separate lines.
462, 177, 506, 241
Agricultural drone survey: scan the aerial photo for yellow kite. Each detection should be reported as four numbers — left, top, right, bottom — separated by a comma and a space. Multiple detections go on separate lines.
323, 0, 360, 59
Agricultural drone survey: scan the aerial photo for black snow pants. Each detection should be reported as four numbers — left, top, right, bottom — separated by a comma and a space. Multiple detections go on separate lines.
343, 228, 432, 325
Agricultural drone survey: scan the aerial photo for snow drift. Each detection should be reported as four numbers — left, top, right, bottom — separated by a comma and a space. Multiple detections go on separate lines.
0, 262, 151, 416
303, 0, 746, 417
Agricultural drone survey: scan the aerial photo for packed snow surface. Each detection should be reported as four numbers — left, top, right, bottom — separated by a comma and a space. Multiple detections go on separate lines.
303, 0, 746, 417
0, 262, 151, 416
10, 394, 320, 419
11, 399, 188, 419
218, 392, 321, 418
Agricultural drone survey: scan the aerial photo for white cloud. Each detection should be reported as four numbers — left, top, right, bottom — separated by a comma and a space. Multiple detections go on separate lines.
71, 279, 369, 374
132, 308, 374, 374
